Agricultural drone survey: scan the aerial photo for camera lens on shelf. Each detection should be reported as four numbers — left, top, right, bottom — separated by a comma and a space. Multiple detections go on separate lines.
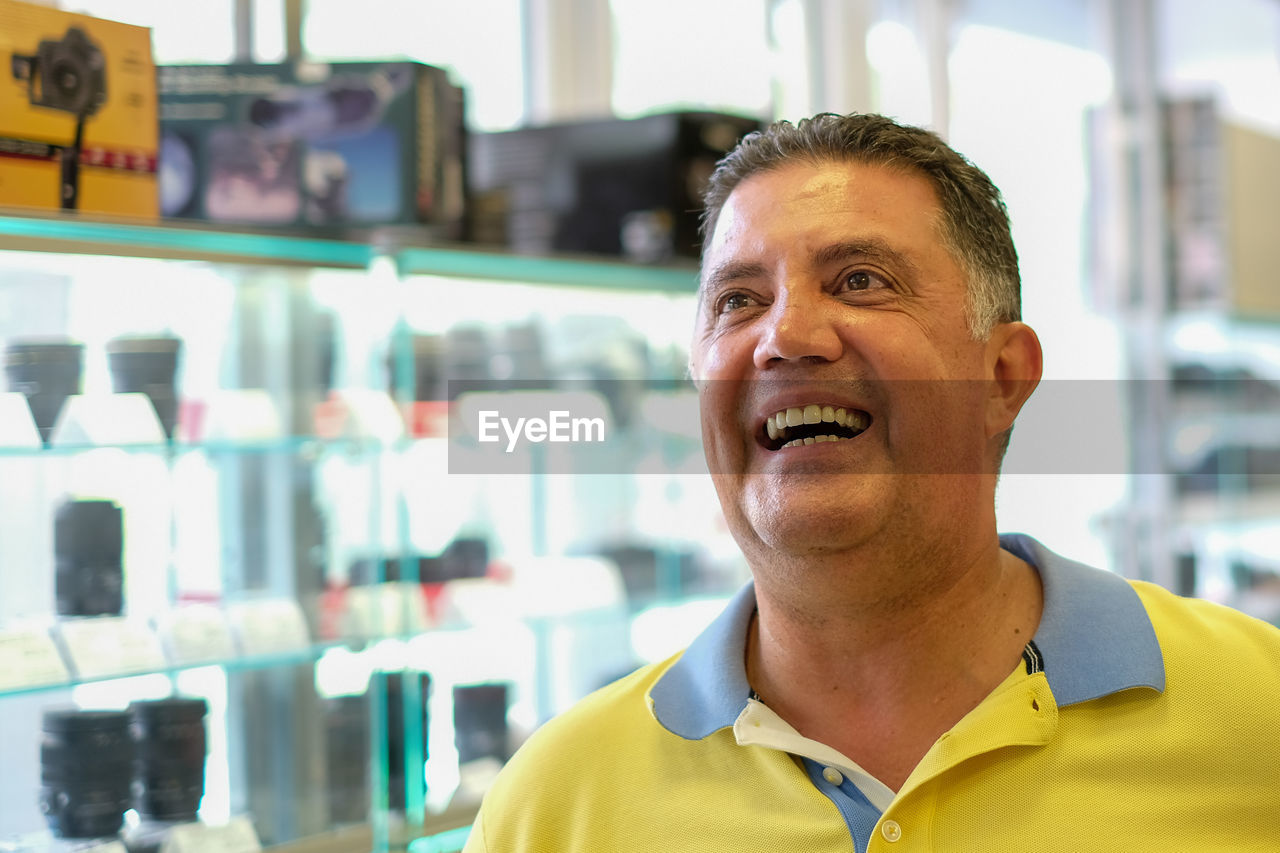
2, 339, 84, 445
105, 335, 183, 440
40, 708, 134, 839
386, 333, 446, 402
323, 693, 369, 824
444, 327, 491, 401
128, 697, 209, 822
492, 322, 549, 389
54, 498, 124, 617
315, 312, 337, 396
384, 672, 431, 812
453, 683, 510, 765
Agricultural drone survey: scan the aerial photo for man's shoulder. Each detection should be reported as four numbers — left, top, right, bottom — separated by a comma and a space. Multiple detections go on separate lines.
1129, 577, 1280, 669
466, 651, 697, 851
502, 650, 683, 769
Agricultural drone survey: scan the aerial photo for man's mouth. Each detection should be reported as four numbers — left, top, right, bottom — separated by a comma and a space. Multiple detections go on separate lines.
761, 405, 871, 451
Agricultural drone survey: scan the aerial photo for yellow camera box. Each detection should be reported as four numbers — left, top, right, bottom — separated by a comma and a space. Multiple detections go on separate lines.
0, 0, 158, 217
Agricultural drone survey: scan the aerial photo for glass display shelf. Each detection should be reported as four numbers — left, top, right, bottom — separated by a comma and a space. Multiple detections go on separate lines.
1177, 488, 1280, 527
0, 435, 392, 458
1165, 311, 1280, 373
0, 639, 346, 700
0, 208, 701, 292
407, 825, 474, 853
0, 615, 553, 701
0, 209, 375, 270
394, 245, 698, 293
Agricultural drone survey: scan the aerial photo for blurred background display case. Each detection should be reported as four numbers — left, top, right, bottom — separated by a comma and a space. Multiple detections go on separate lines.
0, 208, 746, 853
1088, 93, 1280, 627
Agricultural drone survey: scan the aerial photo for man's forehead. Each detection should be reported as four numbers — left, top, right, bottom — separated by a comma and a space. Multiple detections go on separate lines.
699, 169, 940, 296
703, 160, 941, 247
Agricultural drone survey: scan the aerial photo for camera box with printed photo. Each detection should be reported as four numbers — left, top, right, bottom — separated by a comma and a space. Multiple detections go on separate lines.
158, 61, 468, 235
0, 0, 158, 217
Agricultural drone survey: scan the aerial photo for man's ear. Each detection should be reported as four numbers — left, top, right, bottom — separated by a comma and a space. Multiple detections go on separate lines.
985, 322, 1042, 440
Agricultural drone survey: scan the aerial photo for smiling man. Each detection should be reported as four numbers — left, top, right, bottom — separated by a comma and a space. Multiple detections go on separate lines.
464, 113, 1280, 852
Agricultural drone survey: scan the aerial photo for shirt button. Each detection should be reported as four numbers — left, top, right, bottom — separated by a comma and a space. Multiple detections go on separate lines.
821, 767, 844, 785
880, 820, 902, 842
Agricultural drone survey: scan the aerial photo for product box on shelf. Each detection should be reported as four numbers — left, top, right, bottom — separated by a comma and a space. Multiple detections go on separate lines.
1162, 97, 1280, 319
0, 0, 158, 216
158, 61, 468, 235
468, 110, 761, 261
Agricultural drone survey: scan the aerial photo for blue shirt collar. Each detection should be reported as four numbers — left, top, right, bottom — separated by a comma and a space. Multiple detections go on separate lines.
650, 534, 1166, 739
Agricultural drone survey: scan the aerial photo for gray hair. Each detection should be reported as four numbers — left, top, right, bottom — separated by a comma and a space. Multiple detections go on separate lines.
700, 113, 1020, 339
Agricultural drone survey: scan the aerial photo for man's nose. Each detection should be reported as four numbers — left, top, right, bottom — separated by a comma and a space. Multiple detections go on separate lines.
752, 288, 844, 368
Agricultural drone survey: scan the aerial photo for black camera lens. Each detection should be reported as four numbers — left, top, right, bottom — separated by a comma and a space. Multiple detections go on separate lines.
323, 694, 369, 823
106, 336, 183, 440
54, 498, 124, 617
386, 333, 445, 402
40, 708, 134, 839
453, 683, 510, 764
3, 340, 84, 444
444, 327, 491, 401
384, 673, 431, 812
39, 785, 133, 840
128, 698, 208, 822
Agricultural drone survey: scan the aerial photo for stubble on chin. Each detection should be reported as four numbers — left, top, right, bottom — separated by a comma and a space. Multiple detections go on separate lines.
732, 470, 887, 557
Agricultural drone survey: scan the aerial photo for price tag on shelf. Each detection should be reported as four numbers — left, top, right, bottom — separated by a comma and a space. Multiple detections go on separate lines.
343, 582, 430, 639
0, 626, 70, 690
56, 616, 167, 680
78, 841, 128, 853
228, 599, 311, 656
162, 817, 261, 853
157, 605, 236, 665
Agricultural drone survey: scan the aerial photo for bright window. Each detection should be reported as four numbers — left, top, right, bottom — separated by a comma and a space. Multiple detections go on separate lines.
302, 0, 526, 130
610, 0, 771, 118
1159, 0, 1280, 132
947, 22, 1126, 570
61, 0, 239, 63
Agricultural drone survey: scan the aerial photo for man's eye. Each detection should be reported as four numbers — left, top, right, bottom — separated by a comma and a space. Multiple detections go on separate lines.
842, 270, 882, 291
718, 292, 756, 314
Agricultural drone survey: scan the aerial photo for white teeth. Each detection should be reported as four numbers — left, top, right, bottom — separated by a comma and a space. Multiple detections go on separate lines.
766, 403, 870, 449
772, 405, 861, 429
781, 434, 849, 449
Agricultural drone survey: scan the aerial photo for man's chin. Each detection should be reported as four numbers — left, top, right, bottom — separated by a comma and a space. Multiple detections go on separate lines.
738, 476, 887, 554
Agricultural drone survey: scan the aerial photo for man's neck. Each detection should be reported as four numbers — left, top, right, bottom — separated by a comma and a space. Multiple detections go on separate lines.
744, 540, 1043, 792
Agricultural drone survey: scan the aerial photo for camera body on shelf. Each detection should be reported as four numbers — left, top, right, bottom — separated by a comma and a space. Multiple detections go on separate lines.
158, 61, 468, 235
0, 0, 158, 216
468, 111, 761, 262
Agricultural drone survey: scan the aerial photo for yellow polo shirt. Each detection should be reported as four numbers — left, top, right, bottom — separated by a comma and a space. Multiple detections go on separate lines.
464, 534, 1280, 851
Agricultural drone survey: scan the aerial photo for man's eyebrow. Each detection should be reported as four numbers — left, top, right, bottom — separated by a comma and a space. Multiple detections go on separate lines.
699, 260, 767, 295
811, 239, 917, 272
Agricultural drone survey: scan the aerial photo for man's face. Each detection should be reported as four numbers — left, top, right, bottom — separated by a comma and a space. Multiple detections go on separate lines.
691, 160, 1004, 561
